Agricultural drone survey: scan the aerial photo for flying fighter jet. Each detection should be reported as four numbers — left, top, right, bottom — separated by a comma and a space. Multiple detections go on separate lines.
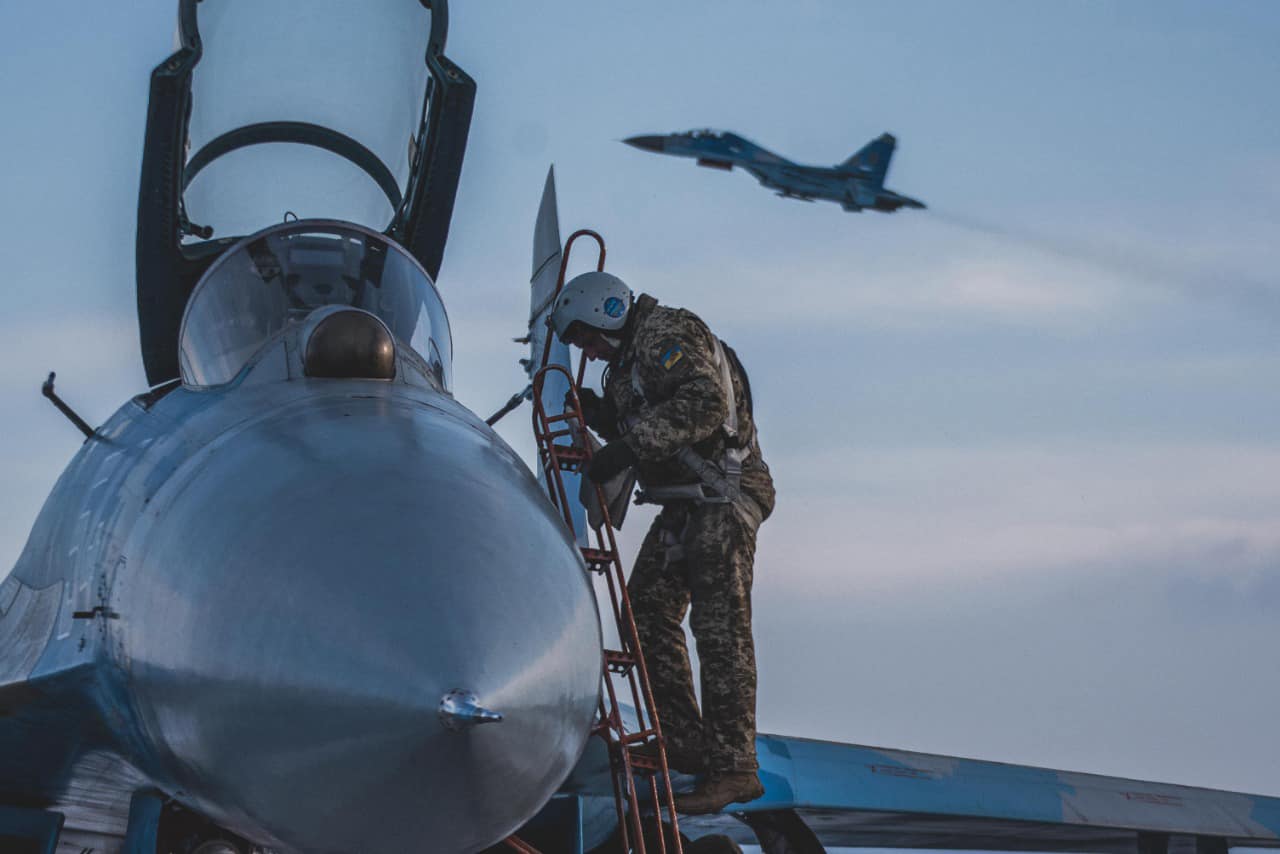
3, 3, 1280, 853
624, 129, 926, 212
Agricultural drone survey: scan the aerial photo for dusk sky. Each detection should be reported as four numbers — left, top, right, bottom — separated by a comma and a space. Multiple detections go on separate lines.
2, 0, 1278, 819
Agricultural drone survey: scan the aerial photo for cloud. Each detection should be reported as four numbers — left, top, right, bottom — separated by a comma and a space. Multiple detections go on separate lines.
754, 441, 1280, 598
619, 221, 1167, 336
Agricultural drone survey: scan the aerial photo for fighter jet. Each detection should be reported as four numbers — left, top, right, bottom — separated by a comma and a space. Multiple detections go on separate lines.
624, 129, 926, 212
4, 3, 1280, 853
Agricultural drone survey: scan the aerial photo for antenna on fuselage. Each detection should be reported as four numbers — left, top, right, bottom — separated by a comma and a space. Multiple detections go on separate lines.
41, 373, 95, 440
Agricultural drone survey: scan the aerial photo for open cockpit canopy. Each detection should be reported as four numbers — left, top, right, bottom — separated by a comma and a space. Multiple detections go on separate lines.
178, 221, 451, 389
137, 0, 474, 386
181, 0, 431, 239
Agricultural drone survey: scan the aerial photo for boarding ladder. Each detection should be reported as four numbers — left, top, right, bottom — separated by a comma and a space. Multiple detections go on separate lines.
518, 230, 685, 854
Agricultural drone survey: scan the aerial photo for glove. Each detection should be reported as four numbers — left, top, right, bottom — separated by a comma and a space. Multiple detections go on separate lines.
588, 440, 637, 483
571, 388, 617, 435
575, 388, 603, 423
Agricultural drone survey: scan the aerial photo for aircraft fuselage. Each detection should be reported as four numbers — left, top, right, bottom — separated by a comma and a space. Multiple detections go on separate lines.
1, 313, 601, 853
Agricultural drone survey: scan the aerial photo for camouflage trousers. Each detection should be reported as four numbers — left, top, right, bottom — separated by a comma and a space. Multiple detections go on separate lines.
627, 496, 764, 774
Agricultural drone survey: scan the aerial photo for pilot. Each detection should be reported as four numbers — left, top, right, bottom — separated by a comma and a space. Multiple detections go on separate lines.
551, 272, 775, 815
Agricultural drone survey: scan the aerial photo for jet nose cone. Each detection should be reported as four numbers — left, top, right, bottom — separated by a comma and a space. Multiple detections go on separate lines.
122, 390, 600, 853
623, 134, 666, 153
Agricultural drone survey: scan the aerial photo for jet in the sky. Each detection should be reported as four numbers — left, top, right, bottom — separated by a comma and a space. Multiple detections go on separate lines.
3, 2, 1280, 853
624, 129, 926, 212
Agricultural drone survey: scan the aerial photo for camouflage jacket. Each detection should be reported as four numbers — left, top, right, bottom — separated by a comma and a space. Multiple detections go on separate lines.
590, 294, 774, 518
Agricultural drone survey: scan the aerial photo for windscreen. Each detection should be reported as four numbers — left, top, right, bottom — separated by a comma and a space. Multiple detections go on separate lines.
182, 0, 432, 239
179, 221, 452, 388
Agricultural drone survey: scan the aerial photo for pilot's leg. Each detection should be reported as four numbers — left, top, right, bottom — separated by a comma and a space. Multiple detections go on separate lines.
677, 498, 765, 813
627, 504, 703, 770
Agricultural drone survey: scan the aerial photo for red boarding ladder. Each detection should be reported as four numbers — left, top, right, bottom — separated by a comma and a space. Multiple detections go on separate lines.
526, 230, 685, 854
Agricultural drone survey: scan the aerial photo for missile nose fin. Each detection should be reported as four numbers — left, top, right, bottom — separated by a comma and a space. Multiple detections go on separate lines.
438, 689, 505, 731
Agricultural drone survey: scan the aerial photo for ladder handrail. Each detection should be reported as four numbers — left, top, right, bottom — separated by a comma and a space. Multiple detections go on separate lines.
537, 228, 606, 374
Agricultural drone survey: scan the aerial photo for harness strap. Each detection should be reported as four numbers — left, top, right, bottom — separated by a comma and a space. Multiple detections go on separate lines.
629, 336, 747, 505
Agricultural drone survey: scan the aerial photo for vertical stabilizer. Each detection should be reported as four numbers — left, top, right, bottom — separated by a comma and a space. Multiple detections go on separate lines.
839, 132, 896, 186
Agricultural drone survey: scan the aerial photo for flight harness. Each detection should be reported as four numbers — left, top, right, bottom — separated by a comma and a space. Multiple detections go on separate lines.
628, 327, 754, 509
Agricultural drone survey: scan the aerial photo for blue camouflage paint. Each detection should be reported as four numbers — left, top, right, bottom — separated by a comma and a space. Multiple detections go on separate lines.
1251, 798, 1280, 839
623, 129, 926, 213
750, 736, 1072, 823
736, 734, 1280, 844
569, 725, 1280, 847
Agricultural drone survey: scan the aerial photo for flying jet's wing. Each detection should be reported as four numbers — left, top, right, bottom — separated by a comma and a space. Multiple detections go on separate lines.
674, 735, 1280, 853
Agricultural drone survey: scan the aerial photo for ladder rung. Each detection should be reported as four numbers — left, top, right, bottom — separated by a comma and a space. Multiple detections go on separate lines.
555, 447, 588, 461
628, 751, 662, 772
604, 649, 635, 673
580, 547, 615, 570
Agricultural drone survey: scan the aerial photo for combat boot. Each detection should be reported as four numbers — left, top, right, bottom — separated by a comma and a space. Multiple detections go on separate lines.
630, 740, 706, 775
674, 771, 765, 815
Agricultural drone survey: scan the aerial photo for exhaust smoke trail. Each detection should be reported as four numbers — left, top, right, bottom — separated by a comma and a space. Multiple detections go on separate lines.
924, 209, 1280, 318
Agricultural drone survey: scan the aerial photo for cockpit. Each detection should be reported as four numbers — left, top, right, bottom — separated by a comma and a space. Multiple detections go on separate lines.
178, 221, 451, 389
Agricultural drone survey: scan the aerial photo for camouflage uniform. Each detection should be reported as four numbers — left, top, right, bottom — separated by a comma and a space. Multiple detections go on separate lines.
586, 294, 774, 774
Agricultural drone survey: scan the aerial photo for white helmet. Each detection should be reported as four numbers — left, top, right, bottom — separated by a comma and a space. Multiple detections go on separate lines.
550, 272, 633, 342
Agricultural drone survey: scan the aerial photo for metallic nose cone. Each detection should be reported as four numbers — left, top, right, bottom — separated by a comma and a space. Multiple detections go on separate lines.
120, 390, 600, 854
623, 134, 666, 153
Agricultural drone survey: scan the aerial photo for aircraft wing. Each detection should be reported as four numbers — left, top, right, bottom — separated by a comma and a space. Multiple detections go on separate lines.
0, 572, 145, 850
678, 734, 1280, 853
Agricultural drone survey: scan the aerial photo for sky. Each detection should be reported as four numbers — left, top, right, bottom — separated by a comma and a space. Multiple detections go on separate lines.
1, 0, 1278, 825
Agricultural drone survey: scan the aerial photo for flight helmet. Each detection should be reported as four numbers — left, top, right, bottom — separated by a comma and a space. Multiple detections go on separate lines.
550, 272, 633, 343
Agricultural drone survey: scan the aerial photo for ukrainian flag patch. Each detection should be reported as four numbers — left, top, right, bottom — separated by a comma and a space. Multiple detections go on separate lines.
660, 343, 685, 370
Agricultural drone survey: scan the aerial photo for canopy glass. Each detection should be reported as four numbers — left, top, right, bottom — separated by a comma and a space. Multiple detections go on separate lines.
182, 0, 432, 240
179, 221, 452, 388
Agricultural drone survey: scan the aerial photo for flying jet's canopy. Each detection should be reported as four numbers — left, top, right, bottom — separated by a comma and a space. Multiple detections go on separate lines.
178, 220, 451, 389
182, 1, 431, 238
